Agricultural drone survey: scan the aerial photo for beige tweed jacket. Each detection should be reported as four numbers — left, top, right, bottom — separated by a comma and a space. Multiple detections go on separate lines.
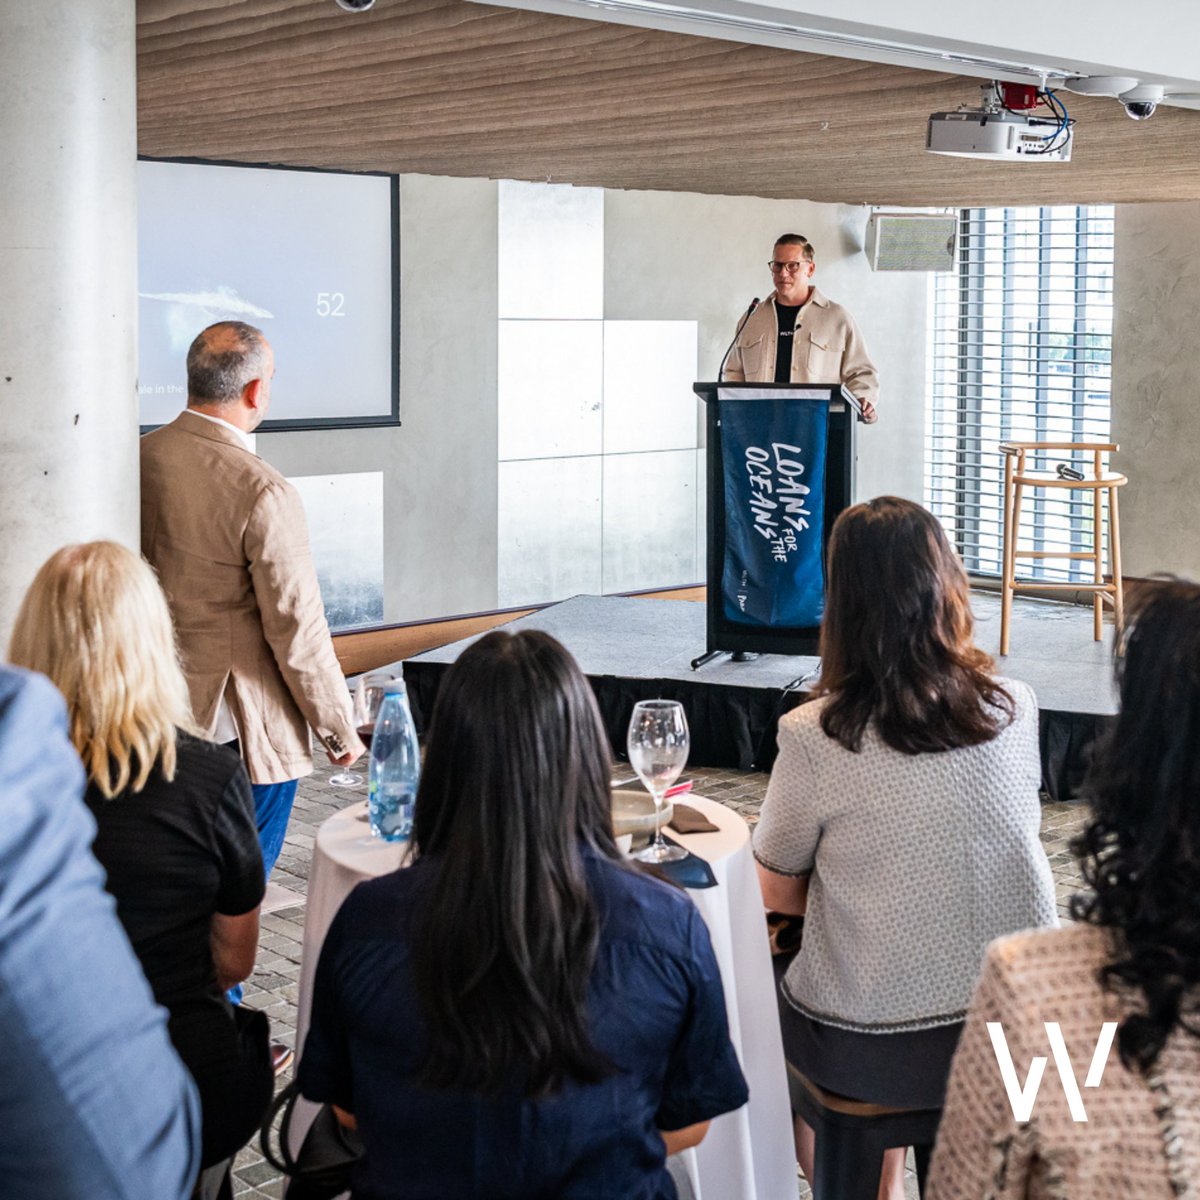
141, 411, 358, 784
928, 924, 1200, 1199
721, 287, 880, 408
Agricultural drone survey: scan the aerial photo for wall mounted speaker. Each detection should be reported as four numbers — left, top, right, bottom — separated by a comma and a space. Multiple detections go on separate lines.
865, 212, 957, 271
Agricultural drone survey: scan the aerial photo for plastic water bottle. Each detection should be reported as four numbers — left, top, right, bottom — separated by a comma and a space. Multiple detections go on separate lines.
368, 680, 420, 842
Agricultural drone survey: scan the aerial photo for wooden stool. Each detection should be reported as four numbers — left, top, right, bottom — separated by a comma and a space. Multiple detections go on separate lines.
999, 441, 1126, 656
787, 1062, 941, 1200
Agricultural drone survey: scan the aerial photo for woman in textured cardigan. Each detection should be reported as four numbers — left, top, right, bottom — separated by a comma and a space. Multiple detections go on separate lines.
928, 580, 1200, 1198
753, 496, 1058, 1200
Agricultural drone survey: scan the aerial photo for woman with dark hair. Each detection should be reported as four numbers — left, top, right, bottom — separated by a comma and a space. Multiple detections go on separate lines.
753, 496, 1058, 1198
928, 580, 1200, 1198
298, 630, 748, 1198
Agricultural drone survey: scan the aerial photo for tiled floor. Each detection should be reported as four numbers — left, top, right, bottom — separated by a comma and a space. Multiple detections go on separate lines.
230, 761, 1090, 1198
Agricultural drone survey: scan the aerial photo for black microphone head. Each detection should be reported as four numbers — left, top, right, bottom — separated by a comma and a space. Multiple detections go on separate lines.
749, 297, 761, 313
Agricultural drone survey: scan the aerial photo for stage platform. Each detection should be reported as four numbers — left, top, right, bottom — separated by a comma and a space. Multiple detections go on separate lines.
403, 592, 1117, 801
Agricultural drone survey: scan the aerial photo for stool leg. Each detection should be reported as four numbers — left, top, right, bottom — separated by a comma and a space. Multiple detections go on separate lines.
1109, 485, 1124, 635
813, 1122, 884, 1200
914, 1144, 933, 1196
1093, 483, 1103, 641
1000, 465, 1017, 656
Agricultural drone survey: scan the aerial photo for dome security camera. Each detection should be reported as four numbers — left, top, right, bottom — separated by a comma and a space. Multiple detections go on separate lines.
1123, 100, 1158, 120
1119, 84, 1165, 120
334, 0, 376, 10
1063, 77, 1167, 121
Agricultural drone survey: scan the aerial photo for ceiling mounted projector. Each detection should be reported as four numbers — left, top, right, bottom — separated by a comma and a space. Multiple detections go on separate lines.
927, 83, 1073, 162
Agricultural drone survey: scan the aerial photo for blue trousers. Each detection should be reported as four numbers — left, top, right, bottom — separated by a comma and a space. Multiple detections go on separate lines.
228, 777, 298, 1006
252, 778, 299, 881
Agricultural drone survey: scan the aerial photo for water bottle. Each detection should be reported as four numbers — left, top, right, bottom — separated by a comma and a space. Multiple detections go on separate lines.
368, 680, 420, 842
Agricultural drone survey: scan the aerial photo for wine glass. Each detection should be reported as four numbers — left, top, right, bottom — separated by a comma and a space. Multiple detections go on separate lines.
329, 672, 393, 787
328, 759, 362, 788
354, 672, 398, 752
328, 675, 364, 787
627, 700, 690, 864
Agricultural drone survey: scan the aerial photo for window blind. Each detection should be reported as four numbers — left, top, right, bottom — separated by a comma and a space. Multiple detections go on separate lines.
926, 206, 1115, 582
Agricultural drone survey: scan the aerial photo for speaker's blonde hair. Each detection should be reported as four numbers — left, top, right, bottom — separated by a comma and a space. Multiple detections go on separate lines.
8, 541, 197, 798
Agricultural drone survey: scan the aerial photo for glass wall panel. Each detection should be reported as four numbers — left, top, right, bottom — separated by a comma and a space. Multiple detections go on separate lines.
498, 180, 603, 320
498, 320, 603, 460
602, 449, 699, 593
497, 456, 603, 606
602, 320, 699, 454
289, 471, 385, 631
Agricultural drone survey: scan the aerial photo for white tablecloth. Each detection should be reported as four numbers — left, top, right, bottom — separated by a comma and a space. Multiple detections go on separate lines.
295, 796, 795, 1200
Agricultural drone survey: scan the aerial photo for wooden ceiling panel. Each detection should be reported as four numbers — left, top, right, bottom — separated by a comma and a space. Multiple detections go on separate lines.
137, 0, 1200, 205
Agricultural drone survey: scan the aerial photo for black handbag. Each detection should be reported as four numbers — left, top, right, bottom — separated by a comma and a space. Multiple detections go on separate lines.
259, 1080, 364, 1200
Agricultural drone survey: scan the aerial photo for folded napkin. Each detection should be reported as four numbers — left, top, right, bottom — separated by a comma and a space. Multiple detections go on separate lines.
667, 802, 719, 834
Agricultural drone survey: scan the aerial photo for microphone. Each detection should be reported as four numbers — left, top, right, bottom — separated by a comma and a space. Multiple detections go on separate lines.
718, 298, 760, 381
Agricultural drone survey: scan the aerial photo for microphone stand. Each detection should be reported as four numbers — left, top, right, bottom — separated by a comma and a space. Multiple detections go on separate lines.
717, 298, 760, 381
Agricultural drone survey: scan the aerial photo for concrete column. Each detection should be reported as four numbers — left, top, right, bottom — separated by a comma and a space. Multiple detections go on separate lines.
0, 0, 139, 643
1111, 202, 1200, 581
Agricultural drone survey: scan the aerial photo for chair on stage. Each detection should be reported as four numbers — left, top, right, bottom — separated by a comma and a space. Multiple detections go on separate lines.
787, 1062, 941, 1200
999, 441, 1126, 656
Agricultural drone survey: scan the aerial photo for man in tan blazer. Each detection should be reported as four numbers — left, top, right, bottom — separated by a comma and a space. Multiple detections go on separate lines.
722, 233, 879, 423
141, 321, 363, 896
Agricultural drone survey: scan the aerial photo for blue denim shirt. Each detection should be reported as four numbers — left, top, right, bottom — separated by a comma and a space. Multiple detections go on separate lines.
0, 667, 201, 1198
301, 848, 749, 1199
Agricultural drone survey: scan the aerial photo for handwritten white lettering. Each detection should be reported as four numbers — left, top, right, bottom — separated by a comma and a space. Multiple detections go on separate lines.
773, 443, 813, 533
743, 442, 815, 554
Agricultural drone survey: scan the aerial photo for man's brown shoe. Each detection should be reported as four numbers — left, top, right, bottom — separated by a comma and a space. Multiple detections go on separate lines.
271, 1043, 294, 1076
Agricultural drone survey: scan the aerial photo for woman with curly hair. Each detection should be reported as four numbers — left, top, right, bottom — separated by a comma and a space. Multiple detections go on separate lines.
928, 579, 1200, 1198
753, 496, 1058, 1199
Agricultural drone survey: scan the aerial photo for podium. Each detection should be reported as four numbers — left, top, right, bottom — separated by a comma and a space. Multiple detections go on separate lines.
692, 382, 860, 661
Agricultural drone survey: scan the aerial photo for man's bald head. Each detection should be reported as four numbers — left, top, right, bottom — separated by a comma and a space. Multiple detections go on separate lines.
186, 321, 272, 407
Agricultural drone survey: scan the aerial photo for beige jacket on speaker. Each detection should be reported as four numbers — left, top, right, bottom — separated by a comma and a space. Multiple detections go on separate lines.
722, 288, 880, 408
141, 410, 358, 784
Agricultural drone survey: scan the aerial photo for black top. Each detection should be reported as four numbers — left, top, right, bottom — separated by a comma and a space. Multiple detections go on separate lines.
300, 849, 749, 1200
85, 732, 264, 1014
774, 301, 803, 382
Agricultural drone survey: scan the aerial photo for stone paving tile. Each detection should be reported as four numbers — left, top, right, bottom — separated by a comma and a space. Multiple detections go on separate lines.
231, 757, 1091, 1197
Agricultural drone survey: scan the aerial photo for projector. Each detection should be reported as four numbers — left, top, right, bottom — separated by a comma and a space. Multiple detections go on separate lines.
927, 108, 1072, 162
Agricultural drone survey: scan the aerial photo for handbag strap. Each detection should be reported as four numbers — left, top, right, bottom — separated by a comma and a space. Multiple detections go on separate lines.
259, 1079, 304, 1176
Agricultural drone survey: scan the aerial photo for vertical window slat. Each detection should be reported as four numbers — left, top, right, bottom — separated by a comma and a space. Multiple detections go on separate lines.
925, 206, 1114, 582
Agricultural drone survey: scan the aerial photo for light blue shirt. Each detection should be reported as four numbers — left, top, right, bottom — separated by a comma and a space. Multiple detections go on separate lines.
0, 666, 201, 1198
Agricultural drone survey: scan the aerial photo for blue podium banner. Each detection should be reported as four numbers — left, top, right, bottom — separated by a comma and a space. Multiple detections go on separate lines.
719, 398, 829, 628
